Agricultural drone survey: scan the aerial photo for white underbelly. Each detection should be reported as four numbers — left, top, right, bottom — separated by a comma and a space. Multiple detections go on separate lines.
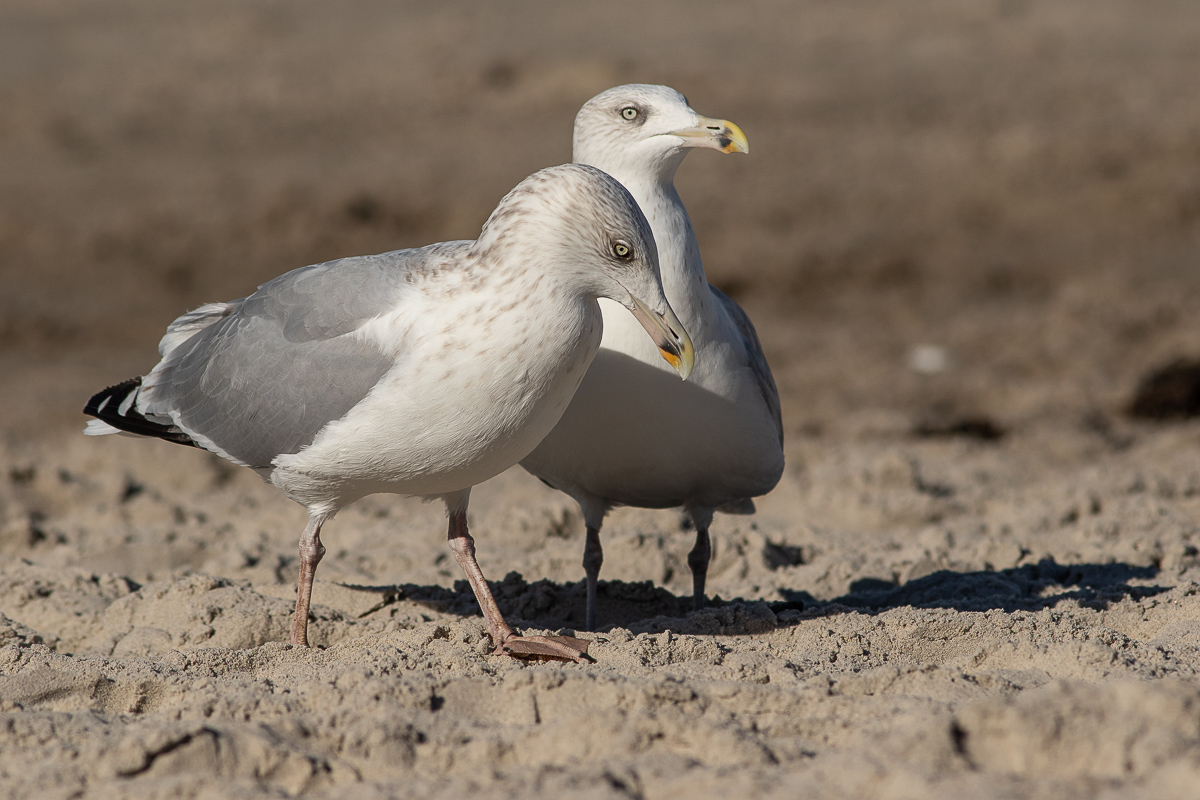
522, 341, 784, 510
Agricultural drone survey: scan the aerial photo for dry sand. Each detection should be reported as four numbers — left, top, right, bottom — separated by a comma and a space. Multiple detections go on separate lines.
4, 1, 1200, 797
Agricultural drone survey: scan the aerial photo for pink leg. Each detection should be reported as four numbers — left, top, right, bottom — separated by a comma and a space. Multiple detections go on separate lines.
290, 515, 327, 647
447, 509, 590, 662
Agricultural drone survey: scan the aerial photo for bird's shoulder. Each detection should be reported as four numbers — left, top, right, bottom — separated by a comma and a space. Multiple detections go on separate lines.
239, 241, 476, 342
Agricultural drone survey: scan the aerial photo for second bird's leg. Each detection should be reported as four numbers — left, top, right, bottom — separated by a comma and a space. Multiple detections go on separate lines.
582, 526, 603, 631
686, 508, 714, 612
290, 514, 328, 647
447, 509, 591, 662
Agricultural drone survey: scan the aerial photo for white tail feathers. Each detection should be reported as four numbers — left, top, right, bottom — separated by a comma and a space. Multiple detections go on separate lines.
83, 419, 121, 436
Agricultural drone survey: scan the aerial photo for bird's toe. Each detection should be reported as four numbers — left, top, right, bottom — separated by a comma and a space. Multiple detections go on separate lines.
495, 634, 592, 663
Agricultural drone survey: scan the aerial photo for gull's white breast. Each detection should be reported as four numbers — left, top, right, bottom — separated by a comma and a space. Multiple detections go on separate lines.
273, 284, 603, 507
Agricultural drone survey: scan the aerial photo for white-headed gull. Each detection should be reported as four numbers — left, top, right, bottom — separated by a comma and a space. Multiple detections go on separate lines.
521, 86, 784, 630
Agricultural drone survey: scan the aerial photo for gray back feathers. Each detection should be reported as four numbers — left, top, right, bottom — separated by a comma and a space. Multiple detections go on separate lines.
710, 286, 784, 448
140, 244, 468, 468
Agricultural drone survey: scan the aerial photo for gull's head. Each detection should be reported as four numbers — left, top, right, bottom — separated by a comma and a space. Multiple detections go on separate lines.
573, 84, 748, 182
476, 164, 694, 379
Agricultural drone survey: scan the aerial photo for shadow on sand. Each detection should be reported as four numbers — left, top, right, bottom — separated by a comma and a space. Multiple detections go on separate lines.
781, 558, 1167, 618
338, 557, 1169, 637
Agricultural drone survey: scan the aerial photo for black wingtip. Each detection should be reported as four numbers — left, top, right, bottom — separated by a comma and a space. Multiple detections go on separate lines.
85, 377, 198, 447
84, 377, 142, 418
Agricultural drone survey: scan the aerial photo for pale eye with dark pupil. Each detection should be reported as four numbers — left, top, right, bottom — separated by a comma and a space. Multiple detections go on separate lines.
613, 243, 632, 258
620, 107, 638, 121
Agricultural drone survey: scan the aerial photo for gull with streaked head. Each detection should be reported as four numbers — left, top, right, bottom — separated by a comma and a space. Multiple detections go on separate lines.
84, 163, 694, 662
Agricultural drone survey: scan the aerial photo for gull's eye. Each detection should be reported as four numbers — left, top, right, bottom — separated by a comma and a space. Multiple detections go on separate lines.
612, 241, 633, 259
620, 106, 639, 121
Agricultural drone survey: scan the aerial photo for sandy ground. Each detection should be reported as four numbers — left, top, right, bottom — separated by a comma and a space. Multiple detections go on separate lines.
4, 1, 1200, 797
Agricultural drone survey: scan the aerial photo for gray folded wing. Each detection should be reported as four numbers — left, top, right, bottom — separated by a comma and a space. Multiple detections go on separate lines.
710, 284, 784, 448
140, 243, 470, 468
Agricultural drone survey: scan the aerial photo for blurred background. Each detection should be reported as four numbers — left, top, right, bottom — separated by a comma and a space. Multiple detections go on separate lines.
3, 0, 1199, 442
